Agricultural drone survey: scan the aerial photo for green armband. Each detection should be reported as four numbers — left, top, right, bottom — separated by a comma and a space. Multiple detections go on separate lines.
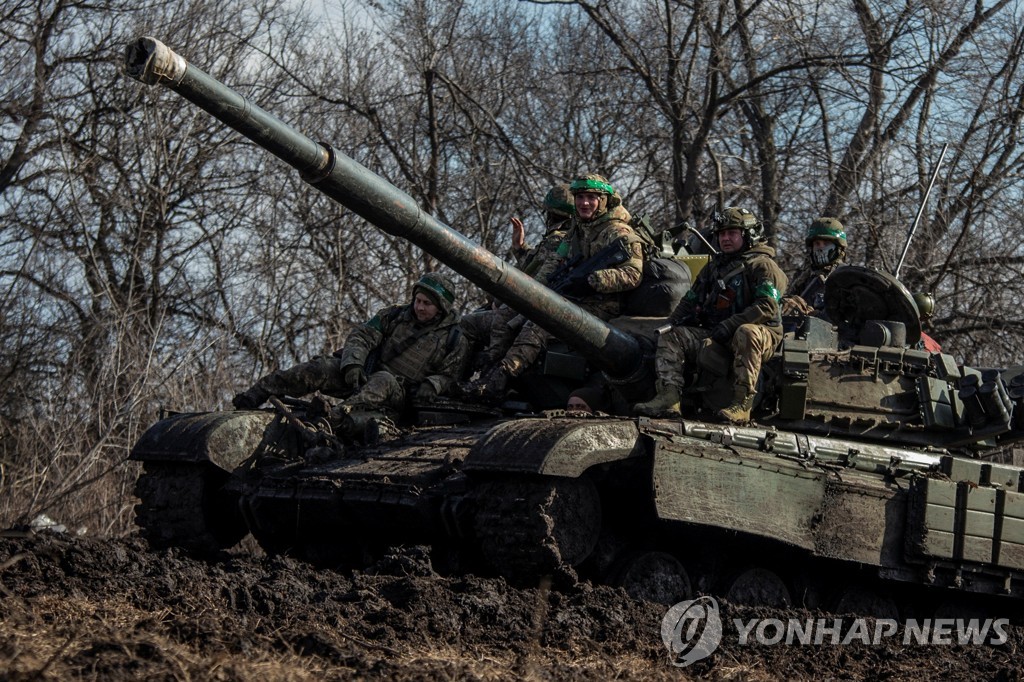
755, 281, 781, 301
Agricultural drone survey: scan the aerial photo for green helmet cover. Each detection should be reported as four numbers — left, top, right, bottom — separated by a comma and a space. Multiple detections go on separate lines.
806, 217, 847, 248
569, 174, 615, 196
543, 184, 575, 217
414, 272, 456, 313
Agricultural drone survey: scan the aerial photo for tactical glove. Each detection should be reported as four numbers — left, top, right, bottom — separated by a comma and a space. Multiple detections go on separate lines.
232, 388, 268, 410
413, 381, 438, 401
344, 366, 367, 389
710, 324, 732, 346
781, 295, 814, 317
559, 273, 596, 298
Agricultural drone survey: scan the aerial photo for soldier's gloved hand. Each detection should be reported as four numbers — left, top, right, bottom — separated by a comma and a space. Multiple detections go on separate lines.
781, 295, 814, 317
413, 381, 438, 401
710, 324, 732, 346
560, 273, 596, 298
344, 366, 367, 389
232, 390, 264, 410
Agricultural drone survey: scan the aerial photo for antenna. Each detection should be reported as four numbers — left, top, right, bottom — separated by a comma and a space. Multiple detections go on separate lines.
894, 143, 949, 280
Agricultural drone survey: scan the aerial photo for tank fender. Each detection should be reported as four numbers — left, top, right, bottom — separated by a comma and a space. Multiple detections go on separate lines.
651, 436, 826, 551
463, 418, 644, 477
129, 410, 277, 472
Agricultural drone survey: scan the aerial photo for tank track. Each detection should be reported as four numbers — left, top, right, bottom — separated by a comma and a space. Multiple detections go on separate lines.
469, 476, 601, 582
134, 461, 249, 554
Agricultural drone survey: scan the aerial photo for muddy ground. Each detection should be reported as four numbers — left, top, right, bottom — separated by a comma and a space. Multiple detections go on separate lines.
0, 533, 1021, 681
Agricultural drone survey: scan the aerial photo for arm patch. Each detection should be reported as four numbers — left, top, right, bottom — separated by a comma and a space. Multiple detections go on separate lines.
755, 281, 781, 301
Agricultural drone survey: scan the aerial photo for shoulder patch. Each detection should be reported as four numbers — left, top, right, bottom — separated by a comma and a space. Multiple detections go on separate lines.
365, 314, 383, 332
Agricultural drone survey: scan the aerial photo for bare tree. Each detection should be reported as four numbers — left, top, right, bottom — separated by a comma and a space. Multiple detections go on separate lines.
4, 0, 1024, 533
0, 0, 330, 531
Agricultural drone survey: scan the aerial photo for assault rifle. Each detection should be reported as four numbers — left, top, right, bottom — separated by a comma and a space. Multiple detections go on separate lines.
548, 238, 632, 298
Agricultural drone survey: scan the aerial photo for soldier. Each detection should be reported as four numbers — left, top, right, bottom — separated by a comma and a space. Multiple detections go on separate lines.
232, 272, 469, 419
510, 183, 575, 281
566, 386, 609, 414
634, 207, 787, 424
460, 184, 574, 371
468, 173, 648, 400
781, 217, 847, 317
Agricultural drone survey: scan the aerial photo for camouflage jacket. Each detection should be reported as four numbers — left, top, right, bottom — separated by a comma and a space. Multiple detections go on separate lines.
511, 220, 570, 285
670, 243, 788, 341
565, 205, 646, 294
787, 262, 842, 313
337, 305, 468, 395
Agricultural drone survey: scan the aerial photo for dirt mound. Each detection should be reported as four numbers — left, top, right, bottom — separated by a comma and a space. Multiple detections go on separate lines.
1, 533, 1021, 680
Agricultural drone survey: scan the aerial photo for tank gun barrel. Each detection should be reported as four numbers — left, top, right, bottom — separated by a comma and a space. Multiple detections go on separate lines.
123, 36, 642, 378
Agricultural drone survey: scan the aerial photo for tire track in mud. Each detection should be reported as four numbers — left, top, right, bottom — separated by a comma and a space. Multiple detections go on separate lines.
0, 533, 1021, 680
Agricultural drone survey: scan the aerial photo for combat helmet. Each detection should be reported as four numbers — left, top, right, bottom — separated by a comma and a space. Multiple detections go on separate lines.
712, 206, 764, 246
569, 173, 620, 220
543, 184, 574, 219
569, 174, 615, 196
413, 272, 456, 316
806, 217, 847, 268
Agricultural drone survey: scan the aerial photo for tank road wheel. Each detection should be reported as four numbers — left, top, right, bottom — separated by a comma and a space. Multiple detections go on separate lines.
614, 551, 692, 605
831, 586, 900, 620
134, 461, 249, 554
724, 567, 792, 607
470, 476, 601, 583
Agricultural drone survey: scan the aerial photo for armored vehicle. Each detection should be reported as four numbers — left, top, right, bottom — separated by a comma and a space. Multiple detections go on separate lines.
126, 37, 1024, 614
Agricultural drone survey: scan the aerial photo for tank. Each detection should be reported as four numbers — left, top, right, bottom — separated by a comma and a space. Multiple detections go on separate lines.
125, 37, 1024, 615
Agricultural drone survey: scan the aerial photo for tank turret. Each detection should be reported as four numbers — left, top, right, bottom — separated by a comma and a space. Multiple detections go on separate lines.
126, 36, 1024, 615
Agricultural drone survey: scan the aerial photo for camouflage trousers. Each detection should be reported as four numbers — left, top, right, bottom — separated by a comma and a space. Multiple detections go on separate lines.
460, 305, 524, 371
252, 356, 406, 412
500, 297, 622, 377
654, 323, 777, 392
341, 371, 407, 412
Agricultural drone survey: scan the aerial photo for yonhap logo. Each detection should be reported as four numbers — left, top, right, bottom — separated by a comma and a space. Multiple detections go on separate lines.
660, 595, 723, 667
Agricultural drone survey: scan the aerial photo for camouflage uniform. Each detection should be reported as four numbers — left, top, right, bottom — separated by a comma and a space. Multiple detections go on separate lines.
781, 217, 847, 317
498, 176, 647, 378
511, 224, 570, 285
461, 185, 574, 372
655, 243, 786, 391
635, 208, 787, 423
233, 273, 468, 414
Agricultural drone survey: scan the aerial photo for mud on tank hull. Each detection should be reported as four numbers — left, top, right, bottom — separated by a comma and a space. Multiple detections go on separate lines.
131, 406, 1024, 616
121, 36, 1024, 615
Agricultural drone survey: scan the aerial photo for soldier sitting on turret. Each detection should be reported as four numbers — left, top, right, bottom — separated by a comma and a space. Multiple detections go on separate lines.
459, 184, 574, 374
465, 173, 649, 402
232, 272, 469, 427
634, 207, 787, 424
781, 217, 847, 319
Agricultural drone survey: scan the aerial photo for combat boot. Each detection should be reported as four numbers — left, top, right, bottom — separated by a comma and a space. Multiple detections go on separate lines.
477, 365, 509, 403
633, 384, 682, 418
717, 387, 755, 424
232, 385, 270, 409
341, 411, 395, 445
459, 364, 510, 404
